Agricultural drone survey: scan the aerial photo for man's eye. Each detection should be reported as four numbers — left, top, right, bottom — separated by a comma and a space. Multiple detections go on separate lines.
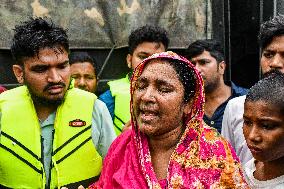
138, 55, 148, 60
86, 76, 95, 80
263, 52, 274, 58
71, 75, 79, 79
32, 67, 47, 73
199, 60, 210, 65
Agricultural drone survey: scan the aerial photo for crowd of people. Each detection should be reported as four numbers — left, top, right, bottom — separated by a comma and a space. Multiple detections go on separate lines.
0, 14, 283, 189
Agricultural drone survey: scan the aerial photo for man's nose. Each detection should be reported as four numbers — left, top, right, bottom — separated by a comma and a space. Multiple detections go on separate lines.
270, 54, 284, 70
78, 77, 86, 86
47, 69, 61, 83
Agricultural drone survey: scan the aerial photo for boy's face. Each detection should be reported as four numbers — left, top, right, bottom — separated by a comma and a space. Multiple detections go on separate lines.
126, 42, 165, 70
243, 100, 284, 163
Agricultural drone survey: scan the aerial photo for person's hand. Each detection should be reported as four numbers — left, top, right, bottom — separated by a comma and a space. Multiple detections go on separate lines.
61, 185, 85, 189
122, 120, 131, 132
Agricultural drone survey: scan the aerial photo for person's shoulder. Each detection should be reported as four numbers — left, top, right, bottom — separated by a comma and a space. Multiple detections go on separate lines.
231, 82, 249, 96
0, 85, 6, 94
228, 95, 246, 106
99, 90, 112, 99
94, 98, 109, 110
0, 86, 28, 100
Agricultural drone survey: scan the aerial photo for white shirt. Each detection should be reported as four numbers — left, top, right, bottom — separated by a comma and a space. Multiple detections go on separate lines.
244, 159, 284, 189
221, 95, 252, 165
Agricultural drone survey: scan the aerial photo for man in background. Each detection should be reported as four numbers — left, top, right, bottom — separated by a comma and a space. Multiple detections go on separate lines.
185, 39, 248, 133
99, 25, 169, 135
69, 51, 98, 94
222, 15, 284, 165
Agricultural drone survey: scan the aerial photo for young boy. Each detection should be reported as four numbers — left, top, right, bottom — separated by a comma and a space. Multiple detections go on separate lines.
243, 71, 284, 188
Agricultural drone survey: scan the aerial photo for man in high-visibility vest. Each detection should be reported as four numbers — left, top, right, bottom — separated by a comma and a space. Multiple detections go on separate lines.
99, 25, 169, 135
0, 17, 116, 189
70, 52, 98, 94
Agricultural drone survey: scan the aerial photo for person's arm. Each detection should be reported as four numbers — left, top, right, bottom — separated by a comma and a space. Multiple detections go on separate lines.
221, 100, 235, 148
98, 90, 114, 120
91, 99, 116, 158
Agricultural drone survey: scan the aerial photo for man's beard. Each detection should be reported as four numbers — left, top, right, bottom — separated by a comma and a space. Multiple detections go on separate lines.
262, 69, 283, 78
204, 77, 220, 94
25, 81, 68, 107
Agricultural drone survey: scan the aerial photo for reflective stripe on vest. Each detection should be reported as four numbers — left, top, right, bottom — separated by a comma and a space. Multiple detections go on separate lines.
108, 75, 131, 135
0, 86, 102, 188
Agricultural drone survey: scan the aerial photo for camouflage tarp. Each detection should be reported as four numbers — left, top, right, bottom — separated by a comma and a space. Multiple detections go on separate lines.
0, 0, 212, 49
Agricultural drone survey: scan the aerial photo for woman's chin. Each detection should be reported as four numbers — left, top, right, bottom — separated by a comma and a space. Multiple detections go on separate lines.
139, 124, 157, 136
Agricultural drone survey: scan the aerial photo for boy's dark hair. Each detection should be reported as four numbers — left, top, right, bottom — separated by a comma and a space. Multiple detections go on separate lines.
69, 51, 97, 76
185, 39, 224, 63
245, 70, 284, 114
11, 17, 69, 65
128, 25, 169, 55
258, 15, 284, 50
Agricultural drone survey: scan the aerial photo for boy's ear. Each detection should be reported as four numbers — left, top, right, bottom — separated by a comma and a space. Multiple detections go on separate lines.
12, 65, 24, 84
126, 54, 132, 69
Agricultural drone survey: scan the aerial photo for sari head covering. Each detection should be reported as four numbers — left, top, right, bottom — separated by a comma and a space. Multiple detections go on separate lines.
91, 51, 248, 189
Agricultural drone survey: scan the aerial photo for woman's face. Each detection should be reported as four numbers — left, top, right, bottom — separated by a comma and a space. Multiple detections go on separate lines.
243, 100, 284, 163
133, 60, 190, 137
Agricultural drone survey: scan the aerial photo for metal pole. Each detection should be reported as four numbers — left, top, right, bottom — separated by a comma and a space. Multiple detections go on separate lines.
97, 44, 116, 79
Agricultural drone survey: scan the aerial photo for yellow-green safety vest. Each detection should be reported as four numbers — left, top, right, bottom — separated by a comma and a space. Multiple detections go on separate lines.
0, 86, 102, 188
108, 75, 131, 135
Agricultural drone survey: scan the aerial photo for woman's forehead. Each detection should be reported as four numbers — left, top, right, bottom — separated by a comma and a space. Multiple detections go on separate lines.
141, 60, 178, 78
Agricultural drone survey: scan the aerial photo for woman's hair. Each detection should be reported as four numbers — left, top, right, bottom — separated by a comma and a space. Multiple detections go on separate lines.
11, 17, 69, 65
163, 58, 196, 103
246, 70, 284, 114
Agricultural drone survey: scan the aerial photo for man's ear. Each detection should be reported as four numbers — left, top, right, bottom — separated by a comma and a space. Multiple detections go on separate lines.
218, 61, 226, 74
12, 65, 24, 84
126, 54, 132, 69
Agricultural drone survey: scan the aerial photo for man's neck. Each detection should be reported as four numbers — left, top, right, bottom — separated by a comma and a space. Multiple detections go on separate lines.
205, 82, 231, 118
34, 103, 57, 122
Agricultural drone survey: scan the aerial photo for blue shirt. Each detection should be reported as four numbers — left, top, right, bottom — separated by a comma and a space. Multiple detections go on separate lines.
203, 82, 248, 133
99, 90, 115, 120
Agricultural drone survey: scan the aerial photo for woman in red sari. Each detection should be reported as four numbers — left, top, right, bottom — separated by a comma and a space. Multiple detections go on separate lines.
90, 51, 248, 189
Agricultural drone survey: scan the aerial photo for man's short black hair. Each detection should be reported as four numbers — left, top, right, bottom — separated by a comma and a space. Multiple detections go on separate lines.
245, 70, 284, 114
185, 39, 224, 63
69, 51, 97, 76
128, 25, 169, 55
258, 15, 284, 51
11, 17, 69, 65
